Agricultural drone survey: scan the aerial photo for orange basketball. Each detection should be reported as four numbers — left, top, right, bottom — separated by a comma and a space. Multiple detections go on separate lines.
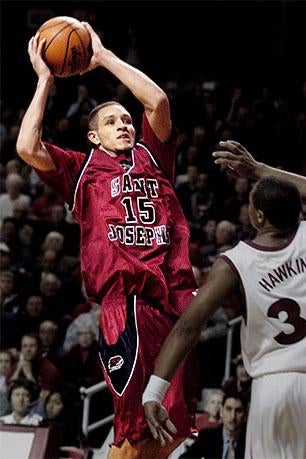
37, 16, 93, 78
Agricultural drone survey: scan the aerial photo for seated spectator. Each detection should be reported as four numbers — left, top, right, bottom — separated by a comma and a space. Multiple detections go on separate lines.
60, 322, 103, 393
0, 172, 31, 222
43, 389, 80, 447
236, 203, 256, 241
190, 172, 217, 229
7, 333, 63, 405
180, 391, 247, 459
0, 242, 10, 270
0, 269, 22, 314
199, 218, 217, 267
37, 231, 80, 282
18, 293, 48, 336
48, 204, 80, 255
0, 349, 14, 393
29, 184, 64, 221
176, 165, 199, 222
204, 220, 237, 267
39, 320, 64, 365
222, 354, 252, 403
223, 177, 250, 224
63, 305, 100, 352
196, 388, 223, 431
0, 379, 42, 426
0, 217, 33, 271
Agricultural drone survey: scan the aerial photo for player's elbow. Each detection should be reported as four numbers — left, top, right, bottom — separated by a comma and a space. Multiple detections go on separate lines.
153, 90, 169, 112
16, 138, 39, 165
16, 141, 32, 161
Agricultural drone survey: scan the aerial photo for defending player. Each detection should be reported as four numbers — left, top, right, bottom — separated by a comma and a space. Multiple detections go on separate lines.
16, 22, 198, 458
143, 141, 306, 459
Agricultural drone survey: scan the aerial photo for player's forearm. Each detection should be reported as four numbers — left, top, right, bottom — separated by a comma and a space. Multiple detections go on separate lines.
98, 49, 167, 111
16, 76, 52, 157
142, 321, 201, 405
255, 163, 306, 199
154, 321, 202, 382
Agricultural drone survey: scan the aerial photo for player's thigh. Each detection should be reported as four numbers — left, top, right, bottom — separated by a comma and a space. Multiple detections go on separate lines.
246, 372, 306, 459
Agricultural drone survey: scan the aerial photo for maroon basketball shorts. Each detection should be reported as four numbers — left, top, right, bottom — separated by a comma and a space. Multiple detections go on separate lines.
98, 295, 197, 446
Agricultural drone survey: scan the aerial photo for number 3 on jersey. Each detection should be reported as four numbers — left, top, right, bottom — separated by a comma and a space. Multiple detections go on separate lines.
267, 298, 306, 345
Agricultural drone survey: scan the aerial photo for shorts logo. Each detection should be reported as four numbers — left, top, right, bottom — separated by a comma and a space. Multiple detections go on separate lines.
108, 355, 124, 373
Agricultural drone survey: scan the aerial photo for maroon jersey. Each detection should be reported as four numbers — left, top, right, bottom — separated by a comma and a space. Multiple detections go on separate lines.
36, 115, 197, 338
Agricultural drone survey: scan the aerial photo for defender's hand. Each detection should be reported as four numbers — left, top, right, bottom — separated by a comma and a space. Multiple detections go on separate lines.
144, 401, 177, 447
213, 140, 260, 179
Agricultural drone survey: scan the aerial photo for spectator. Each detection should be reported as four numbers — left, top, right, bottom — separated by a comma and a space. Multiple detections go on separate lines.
195, 388, 223, 431
63, 304, 100, 352
0, 378, 42, 426
0, 350, 14, 393
179, 391, 247, 459
43, 389, 80, 447
18, 293, 47, 336
0, 173, 31, 222
60, 321, 103, 392
39, 320, 64, 365
0, 242, 10, 271
222, 354, 252, 403
7, 333, 63, 404
223, 177, 250, 224
29, 184, 64, 221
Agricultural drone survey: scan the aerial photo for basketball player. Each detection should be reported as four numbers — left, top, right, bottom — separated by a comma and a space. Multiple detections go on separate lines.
143, 141, 306, 459
17, 22, 197, 458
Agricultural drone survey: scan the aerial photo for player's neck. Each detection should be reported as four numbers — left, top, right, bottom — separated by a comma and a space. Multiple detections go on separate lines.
254, 223, 298, 246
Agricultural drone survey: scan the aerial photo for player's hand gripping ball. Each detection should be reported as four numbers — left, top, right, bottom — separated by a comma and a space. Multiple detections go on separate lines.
37, 16, 93, 77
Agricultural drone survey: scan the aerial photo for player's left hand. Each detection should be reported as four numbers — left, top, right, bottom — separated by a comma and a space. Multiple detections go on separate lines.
144, 401, 177, 447
80, 22, 107, 73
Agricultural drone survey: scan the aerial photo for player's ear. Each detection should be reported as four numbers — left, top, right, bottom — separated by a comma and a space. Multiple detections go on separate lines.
87, 130, 100, 146
256, 209, 265, 224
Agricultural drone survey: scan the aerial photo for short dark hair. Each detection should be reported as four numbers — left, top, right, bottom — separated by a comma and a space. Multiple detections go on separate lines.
8, 378, 40, 404
222, 390, 248, 411
21, 332, 42, 349
253, 176, 302, 230
88, 101, 124, 131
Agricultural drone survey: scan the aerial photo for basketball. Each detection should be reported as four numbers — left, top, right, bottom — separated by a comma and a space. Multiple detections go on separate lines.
37, 16, 93, 78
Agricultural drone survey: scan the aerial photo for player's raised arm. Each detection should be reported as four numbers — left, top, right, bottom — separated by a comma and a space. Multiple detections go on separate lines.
143, 258, 239, 444
213, 140, 306, 198
16, 34, 55, 171
82, 22, 171, 143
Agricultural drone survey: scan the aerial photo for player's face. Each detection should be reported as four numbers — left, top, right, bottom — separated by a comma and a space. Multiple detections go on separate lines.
94, 105, 135, 155
220, 397, 246, 435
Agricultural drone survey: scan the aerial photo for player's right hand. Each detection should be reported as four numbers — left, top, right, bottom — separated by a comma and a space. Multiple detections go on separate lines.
144, 401, 177, 447
28, 34, 53, 80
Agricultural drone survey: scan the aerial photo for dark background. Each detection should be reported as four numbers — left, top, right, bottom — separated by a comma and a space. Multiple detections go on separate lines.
1, 0, 305, 109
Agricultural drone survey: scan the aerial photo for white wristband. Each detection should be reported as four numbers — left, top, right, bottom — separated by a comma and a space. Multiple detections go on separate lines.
142, 375, 170, 405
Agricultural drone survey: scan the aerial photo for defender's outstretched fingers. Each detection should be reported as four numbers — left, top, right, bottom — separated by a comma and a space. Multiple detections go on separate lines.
164, 418, 177, 434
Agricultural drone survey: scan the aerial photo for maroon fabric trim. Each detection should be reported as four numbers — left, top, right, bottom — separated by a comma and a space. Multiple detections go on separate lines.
244, 226, 299, 252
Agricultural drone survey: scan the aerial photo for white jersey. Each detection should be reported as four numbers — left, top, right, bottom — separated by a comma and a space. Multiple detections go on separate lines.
222, 221, 306, 378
